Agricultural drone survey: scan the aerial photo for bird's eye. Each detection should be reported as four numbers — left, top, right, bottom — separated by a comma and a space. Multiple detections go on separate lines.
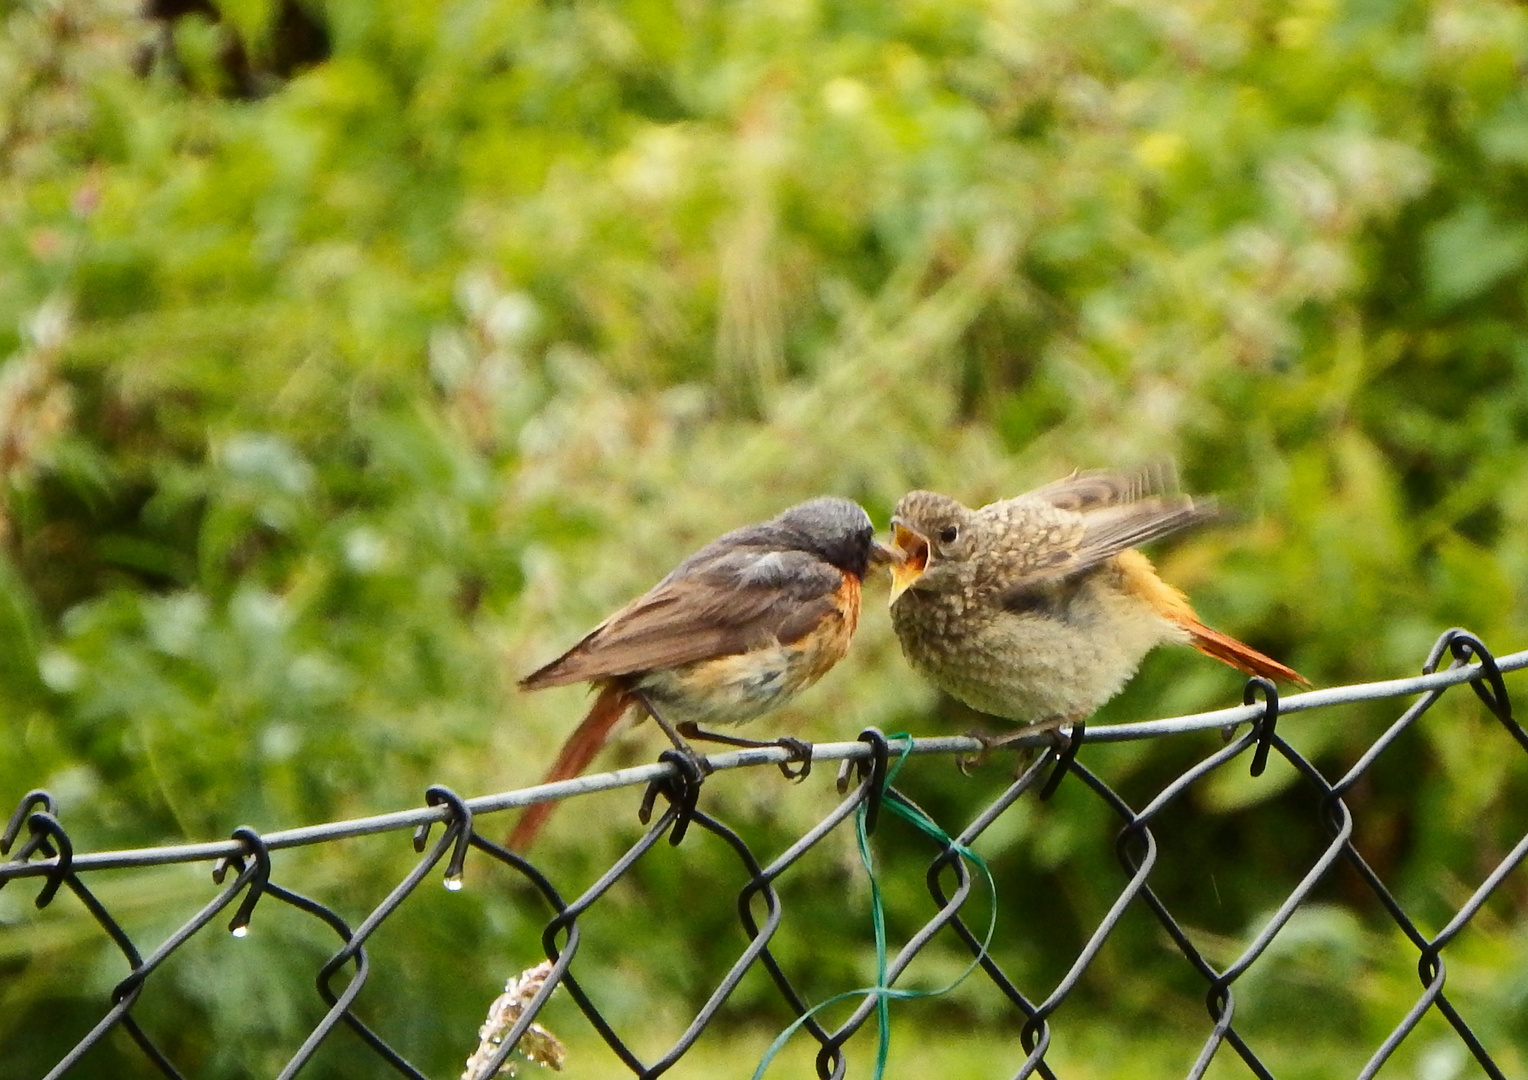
938, 525, 959, 545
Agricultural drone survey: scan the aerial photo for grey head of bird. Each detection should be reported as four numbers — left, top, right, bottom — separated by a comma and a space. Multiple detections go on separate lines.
767, 496, 894, 580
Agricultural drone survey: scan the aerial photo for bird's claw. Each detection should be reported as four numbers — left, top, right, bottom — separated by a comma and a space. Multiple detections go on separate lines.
774, 737, 813, 781
956, 729, 996, 775
684, 745, 715, 778
675, 720, 808, 780
655, 719, 715, 777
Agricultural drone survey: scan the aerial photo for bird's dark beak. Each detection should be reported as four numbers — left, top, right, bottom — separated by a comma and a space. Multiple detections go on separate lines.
870, 539, 905, 569
887, 521, 929, 605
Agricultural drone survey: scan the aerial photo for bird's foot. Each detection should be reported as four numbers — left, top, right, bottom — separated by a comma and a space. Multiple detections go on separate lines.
680, 743, 715, 779
956, 728, 998, 776
773, 736, 813, 781
957, 718, 1075, 776
655, 731, 714, 780
639, 696, 715, 777
676, 722, 812, 781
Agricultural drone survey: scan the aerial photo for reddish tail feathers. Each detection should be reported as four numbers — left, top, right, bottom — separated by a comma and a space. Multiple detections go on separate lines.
506, 683, 634, 851
1183, 619, 1309, 687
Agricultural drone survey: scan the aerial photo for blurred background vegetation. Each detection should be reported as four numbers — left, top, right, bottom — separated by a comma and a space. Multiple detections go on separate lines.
3, 0, 1528, 1076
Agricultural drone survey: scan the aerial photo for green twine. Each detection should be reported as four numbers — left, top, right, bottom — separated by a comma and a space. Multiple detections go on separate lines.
751, 737, 998, 1080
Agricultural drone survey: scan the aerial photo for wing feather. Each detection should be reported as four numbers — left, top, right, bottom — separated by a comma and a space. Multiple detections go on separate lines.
990, 477, 1220, 606
1027, 463, 1180, 513
522, 547, 843, 689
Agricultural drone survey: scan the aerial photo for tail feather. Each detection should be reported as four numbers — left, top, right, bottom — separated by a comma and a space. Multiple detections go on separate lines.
507, 683, 634, 851
1183, 619, 1309, 687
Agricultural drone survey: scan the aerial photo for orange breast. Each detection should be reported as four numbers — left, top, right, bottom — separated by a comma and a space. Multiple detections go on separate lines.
791, 572, 860, 683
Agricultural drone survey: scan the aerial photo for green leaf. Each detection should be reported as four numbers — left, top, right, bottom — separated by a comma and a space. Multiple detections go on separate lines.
1424, 201, 1528, 309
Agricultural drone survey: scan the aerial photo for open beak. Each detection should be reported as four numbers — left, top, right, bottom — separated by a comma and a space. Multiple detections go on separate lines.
887, 522, 929, 605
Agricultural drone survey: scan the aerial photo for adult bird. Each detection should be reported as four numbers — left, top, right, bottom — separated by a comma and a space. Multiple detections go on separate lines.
886, 468, 1305, 750
508, 496, 897, 850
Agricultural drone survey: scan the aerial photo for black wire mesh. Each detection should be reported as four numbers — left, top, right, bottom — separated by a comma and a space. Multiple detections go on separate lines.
4, 626, 1527, 1080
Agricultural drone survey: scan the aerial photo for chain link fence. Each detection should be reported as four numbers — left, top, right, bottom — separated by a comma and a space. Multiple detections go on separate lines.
4, 627, 1527, 1080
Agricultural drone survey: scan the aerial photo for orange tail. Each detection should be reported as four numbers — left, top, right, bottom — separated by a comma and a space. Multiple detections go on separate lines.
507, 683, 634, 851
1183, 619, 1309, 687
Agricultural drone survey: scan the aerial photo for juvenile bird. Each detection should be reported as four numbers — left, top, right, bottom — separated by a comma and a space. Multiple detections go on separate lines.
509, 497, 897, 850
886, 469, 1305, 747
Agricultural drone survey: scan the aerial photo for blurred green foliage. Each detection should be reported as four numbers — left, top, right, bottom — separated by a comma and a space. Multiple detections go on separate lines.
3, 0, 1528, 1075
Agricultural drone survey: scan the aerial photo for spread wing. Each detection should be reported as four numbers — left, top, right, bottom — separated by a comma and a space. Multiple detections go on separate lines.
985, 471, 1221, 606
1026, 463, 1180, 513
521, 546, 844, 689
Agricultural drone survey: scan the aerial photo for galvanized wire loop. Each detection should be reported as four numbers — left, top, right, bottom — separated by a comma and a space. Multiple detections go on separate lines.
814, 1043, 846, 1080
839, 727, 891, 833
1423, 629, 1528, 754
209, 825, 271, 936
639, 749, 705, 845
2, 789, 57, 858
1243, 677, 1279, 777
1447, 630, 1518, 722
1038, 720, 1085, 800
22, 811, 72, 908
414, 784, 473, 888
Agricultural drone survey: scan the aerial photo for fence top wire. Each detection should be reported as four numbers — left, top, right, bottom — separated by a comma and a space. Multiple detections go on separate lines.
4, 642, 1524, 882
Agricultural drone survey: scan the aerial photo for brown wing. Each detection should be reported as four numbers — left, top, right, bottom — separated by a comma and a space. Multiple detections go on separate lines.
1062, 497, 1222, 573
521, 547, 844, 690
1026, 463, 1180, 513
988, 482, 1221, 605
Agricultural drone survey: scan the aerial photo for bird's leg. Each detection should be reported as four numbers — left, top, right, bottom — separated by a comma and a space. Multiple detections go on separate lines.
636, 692, 714, 777
958, 714, 1079, 776
676, 721, 813, 781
